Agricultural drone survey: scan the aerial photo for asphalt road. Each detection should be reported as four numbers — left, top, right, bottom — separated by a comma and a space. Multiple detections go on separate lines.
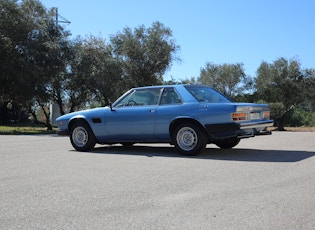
1, 132, 315, 230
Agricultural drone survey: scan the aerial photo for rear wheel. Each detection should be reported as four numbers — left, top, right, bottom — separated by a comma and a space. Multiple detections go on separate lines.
70, 121, 96, 151
215, 137, 240, 149
173, 122, 207, 156
121, 143, 135, 147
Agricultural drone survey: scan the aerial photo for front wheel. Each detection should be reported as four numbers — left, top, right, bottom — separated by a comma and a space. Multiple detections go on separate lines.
70, 121, 96, 152
173, 122, 207, 156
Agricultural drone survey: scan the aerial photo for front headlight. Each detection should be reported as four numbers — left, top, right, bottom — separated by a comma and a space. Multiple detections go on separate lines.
57, 120, 68, 129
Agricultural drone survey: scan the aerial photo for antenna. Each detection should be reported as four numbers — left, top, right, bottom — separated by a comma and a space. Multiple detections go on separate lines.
51, 7, 71, 25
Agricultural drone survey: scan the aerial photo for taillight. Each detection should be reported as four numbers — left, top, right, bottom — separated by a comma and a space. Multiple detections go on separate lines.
231, 112, 248, 121
263, 111, 270, 119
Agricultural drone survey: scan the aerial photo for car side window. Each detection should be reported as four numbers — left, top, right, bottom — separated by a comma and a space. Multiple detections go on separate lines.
125, 88, 160, 106
160, 88, 182, 105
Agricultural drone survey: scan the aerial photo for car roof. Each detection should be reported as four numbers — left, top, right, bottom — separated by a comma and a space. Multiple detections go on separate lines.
131, 84, 208, 90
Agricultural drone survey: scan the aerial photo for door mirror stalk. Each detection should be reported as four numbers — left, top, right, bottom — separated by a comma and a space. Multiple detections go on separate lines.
109, 102, 115, 111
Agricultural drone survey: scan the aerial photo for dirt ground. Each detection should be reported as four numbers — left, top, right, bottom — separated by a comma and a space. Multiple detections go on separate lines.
270, 127, 315, 132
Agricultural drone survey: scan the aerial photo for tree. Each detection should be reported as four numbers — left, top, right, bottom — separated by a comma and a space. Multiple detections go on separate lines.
0, 0, 52, 125
0, 0, 72, 128
110, 21, 180, 89
255, 57, 305, 130
198, 62, 250, 99
300, 68, 315, 111
67, 35, 123, 110
0, 0, 33, 104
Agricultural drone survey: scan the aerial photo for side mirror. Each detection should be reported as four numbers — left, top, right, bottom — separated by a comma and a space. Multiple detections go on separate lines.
109, 102, 115, 111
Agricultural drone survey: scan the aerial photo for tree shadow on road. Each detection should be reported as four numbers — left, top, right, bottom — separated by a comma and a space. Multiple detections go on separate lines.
89, 144, 315, 163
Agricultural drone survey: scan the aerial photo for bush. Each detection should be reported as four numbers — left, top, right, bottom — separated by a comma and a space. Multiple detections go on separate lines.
287, 108, 315, 127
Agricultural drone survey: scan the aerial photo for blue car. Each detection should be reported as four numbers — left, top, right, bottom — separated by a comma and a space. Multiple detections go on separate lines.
56, 84, 273, 155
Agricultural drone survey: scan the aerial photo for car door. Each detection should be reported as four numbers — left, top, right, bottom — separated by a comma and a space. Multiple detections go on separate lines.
105, 88, 161, 141
155, 87, 184, 140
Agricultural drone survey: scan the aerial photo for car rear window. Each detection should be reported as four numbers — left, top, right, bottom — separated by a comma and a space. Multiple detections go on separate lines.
185, 85, 231, 103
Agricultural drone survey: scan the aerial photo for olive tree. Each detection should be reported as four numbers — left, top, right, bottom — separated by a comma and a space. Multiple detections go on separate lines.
198, 62, 250, 99
110, 21, 180, 89
255, 57, 305, 130
67, 35, 123, 110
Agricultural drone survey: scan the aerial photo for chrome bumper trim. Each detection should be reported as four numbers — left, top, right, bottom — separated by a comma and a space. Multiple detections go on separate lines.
240, 120, 274, 130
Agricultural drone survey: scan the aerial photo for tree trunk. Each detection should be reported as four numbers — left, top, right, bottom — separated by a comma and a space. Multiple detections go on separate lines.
40, 105, 53, 130
276, 117, 286, 131
56, 97, 65, 115
29, 107, 40, 124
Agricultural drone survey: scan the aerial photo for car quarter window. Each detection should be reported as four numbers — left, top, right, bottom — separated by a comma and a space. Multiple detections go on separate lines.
160, 87, 182, 105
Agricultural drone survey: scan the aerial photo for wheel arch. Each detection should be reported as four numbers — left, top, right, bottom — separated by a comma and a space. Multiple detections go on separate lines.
68, 117, 97, 151
68, 117, 94, 136
169, 118, 209, 143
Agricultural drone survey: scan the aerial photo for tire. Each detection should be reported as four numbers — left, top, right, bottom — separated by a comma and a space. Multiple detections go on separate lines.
70, 121, 96, 152
215, 137, 240, 149
121, 143, 135, 147
173, 122, 207, 156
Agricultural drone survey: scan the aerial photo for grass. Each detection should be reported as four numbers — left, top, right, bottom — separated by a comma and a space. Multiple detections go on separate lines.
0, 123, 57, 135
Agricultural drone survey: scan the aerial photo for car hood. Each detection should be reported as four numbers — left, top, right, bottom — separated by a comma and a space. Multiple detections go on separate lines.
56, 107, 109, 121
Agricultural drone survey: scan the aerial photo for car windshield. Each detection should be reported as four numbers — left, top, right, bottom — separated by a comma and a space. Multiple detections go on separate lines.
185, 85, 231, 103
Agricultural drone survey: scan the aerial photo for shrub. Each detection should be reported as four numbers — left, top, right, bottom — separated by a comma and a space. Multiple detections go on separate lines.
287, 108, 315, 127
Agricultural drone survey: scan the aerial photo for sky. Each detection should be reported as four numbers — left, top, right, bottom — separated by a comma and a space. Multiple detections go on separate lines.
40, 0, 315, 81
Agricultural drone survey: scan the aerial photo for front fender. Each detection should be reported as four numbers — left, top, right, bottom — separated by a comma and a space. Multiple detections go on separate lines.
68, 115, 90, 130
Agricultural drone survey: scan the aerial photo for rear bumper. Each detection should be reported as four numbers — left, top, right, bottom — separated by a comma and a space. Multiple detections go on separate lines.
239, 120, 274, 129
205, 120, 273, 140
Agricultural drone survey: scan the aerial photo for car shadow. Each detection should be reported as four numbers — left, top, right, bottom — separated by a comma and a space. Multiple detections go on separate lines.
89, 144, 315, 163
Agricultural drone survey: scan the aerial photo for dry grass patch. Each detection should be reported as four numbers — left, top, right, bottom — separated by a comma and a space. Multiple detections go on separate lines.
0, 124, 57, 135
269, 127, 315, 132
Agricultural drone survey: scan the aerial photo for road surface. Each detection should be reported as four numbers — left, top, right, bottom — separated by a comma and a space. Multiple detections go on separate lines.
1, 132, 315, 229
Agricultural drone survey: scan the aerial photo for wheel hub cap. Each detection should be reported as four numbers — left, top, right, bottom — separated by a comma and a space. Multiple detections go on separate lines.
177, 127, 198, 151
73, 127, 88, 147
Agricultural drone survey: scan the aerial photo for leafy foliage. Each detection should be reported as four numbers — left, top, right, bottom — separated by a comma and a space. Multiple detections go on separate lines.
67, 35, 123, 109
198, 62, 252, 99
1, 0, 315, 129
110, 21, 180, 88
255, 57, 314, 130
288, 108, 315, 127
1, 1, 179, 127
